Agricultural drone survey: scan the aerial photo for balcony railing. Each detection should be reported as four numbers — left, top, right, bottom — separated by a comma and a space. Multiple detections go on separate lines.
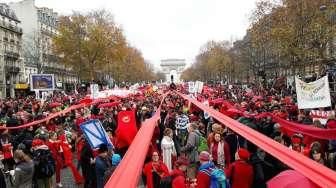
5, 64, 20, 74
4, 51, 19, 60
0, 21, 22, 34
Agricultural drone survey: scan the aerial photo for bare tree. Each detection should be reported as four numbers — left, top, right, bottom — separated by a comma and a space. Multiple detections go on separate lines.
23, 32, 46, 74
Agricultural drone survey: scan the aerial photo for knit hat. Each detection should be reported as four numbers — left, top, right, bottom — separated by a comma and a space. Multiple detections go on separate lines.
199, 151, 211, 161
112, 154, 121, 165
237, 148, 250, 161
175, 156, 189, 167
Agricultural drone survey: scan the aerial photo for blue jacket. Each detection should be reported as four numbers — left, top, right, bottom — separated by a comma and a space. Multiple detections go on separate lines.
95, 156, 110, 188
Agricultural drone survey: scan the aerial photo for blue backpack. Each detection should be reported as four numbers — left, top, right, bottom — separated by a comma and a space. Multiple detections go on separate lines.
200, 167, 230, 188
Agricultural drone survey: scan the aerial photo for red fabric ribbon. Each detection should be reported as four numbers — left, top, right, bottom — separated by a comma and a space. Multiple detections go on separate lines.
175, 91, 336, 188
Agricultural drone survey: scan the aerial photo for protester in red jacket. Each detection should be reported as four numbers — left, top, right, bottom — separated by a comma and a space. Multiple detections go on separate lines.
46, 132, 63, 187
170, 156, 196, 188
143, 151, 169, 188
225, 148, 254, 188
59, 133, 84, 185
210, 133, 231, 168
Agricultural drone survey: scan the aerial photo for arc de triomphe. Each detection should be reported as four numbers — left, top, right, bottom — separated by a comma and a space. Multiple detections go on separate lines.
160, 59, 186, 83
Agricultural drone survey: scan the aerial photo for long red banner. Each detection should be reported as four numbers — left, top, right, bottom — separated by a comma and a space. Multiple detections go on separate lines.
176, 92, 336, 188
105, 93, 167, 188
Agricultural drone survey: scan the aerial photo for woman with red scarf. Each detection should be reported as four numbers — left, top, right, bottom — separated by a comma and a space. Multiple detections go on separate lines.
209, 133, 231, 168
143, 151, 169, 188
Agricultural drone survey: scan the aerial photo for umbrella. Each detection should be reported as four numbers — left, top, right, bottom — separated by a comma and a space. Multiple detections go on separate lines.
49, 102, 62, 108
267, 170, 320, 188
98, 102, 120, 108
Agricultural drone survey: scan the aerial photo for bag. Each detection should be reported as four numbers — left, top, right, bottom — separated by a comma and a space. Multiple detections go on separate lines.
34, 149, 55, 178
198, 136, 209, 152
201, 167, 230, 188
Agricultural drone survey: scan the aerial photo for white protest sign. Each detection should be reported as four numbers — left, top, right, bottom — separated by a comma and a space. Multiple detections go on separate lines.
195, 81, 204, 93
90, 84, 99, 99
188, 82, 195, 94
295, 76, 331, 109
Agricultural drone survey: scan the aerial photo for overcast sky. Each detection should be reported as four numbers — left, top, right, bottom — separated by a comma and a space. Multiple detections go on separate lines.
5, 0, 258, 69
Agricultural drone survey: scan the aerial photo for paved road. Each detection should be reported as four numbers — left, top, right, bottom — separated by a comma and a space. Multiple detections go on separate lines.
60, 165, 82, 188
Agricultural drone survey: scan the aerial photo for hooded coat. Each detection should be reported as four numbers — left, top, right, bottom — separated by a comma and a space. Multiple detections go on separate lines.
12, 160, 34, 188
225, 160, 254, 188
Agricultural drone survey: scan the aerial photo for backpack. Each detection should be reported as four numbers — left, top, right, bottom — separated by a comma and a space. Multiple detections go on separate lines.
198, 136, 209, 152
201, 167, 230, 188
34, 149, 55, 178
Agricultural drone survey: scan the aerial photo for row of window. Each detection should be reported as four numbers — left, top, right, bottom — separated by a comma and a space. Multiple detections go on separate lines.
0, 30, 21, 41
37, 10, 57, 28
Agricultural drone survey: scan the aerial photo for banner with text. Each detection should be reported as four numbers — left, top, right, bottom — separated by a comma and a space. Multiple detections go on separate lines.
295, 76, 331, 109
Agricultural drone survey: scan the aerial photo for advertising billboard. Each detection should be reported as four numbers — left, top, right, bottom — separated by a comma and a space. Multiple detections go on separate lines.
30, 74, 55, 91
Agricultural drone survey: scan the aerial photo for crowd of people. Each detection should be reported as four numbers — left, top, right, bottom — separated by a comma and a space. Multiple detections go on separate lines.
0, 82, 334, 188
0, 88, 161, 188
139, 83, 336, 188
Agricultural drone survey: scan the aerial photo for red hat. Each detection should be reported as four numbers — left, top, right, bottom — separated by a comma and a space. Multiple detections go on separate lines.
175, 156, 190, 167
199, 151, 211, 161
237, 148, 250, 161
291, 134, 303, 144
291, 137, 302, 144
32, 139, 44, 147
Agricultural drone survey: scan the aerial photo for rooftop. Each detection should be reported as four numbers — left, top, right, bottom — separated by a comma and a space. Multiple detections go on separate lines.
160, 59, 186, 66
0, 3, 20, 22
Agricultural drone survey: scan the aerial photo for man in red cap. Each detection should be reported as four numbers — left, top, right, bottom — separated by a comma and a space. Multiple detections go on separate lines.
225, 148, 254, 188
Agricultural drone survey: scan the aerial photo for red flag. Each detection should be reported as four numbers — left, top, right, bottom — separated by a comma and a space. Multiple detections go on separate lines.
115, 110, 137, 149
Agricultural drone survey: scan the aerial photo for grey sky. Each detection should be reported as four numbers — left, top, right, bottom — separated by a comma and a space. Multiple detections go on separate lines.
5, 0, 258, 69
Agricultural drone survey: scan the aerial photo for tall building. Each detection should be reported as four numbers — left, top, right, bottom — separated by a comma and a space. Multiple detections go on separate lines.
160, 59, 186, 83
0, 3, 24, 98
9, 0, 77, 92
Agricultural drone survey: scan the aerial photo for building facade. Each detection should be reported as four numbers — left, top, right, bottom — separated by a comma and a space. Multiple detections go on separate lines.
160, 59, 186, 83
0, 3, 24, 98
9, 0, 77, 93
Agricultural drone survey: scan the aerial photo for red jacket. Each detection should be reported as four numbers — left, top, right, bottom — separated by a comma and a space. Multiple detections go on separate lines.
225, 160, 253, 188
143, 161, 169, 188
171, 169, 187, 188
196, 170, 211, 188
210, 141, 231, 167
58, 134, 73, 164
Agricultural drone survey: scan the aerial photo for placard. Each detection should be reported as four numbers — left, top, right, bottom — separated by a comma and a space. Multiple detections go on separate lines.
80, 119, 113, 149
